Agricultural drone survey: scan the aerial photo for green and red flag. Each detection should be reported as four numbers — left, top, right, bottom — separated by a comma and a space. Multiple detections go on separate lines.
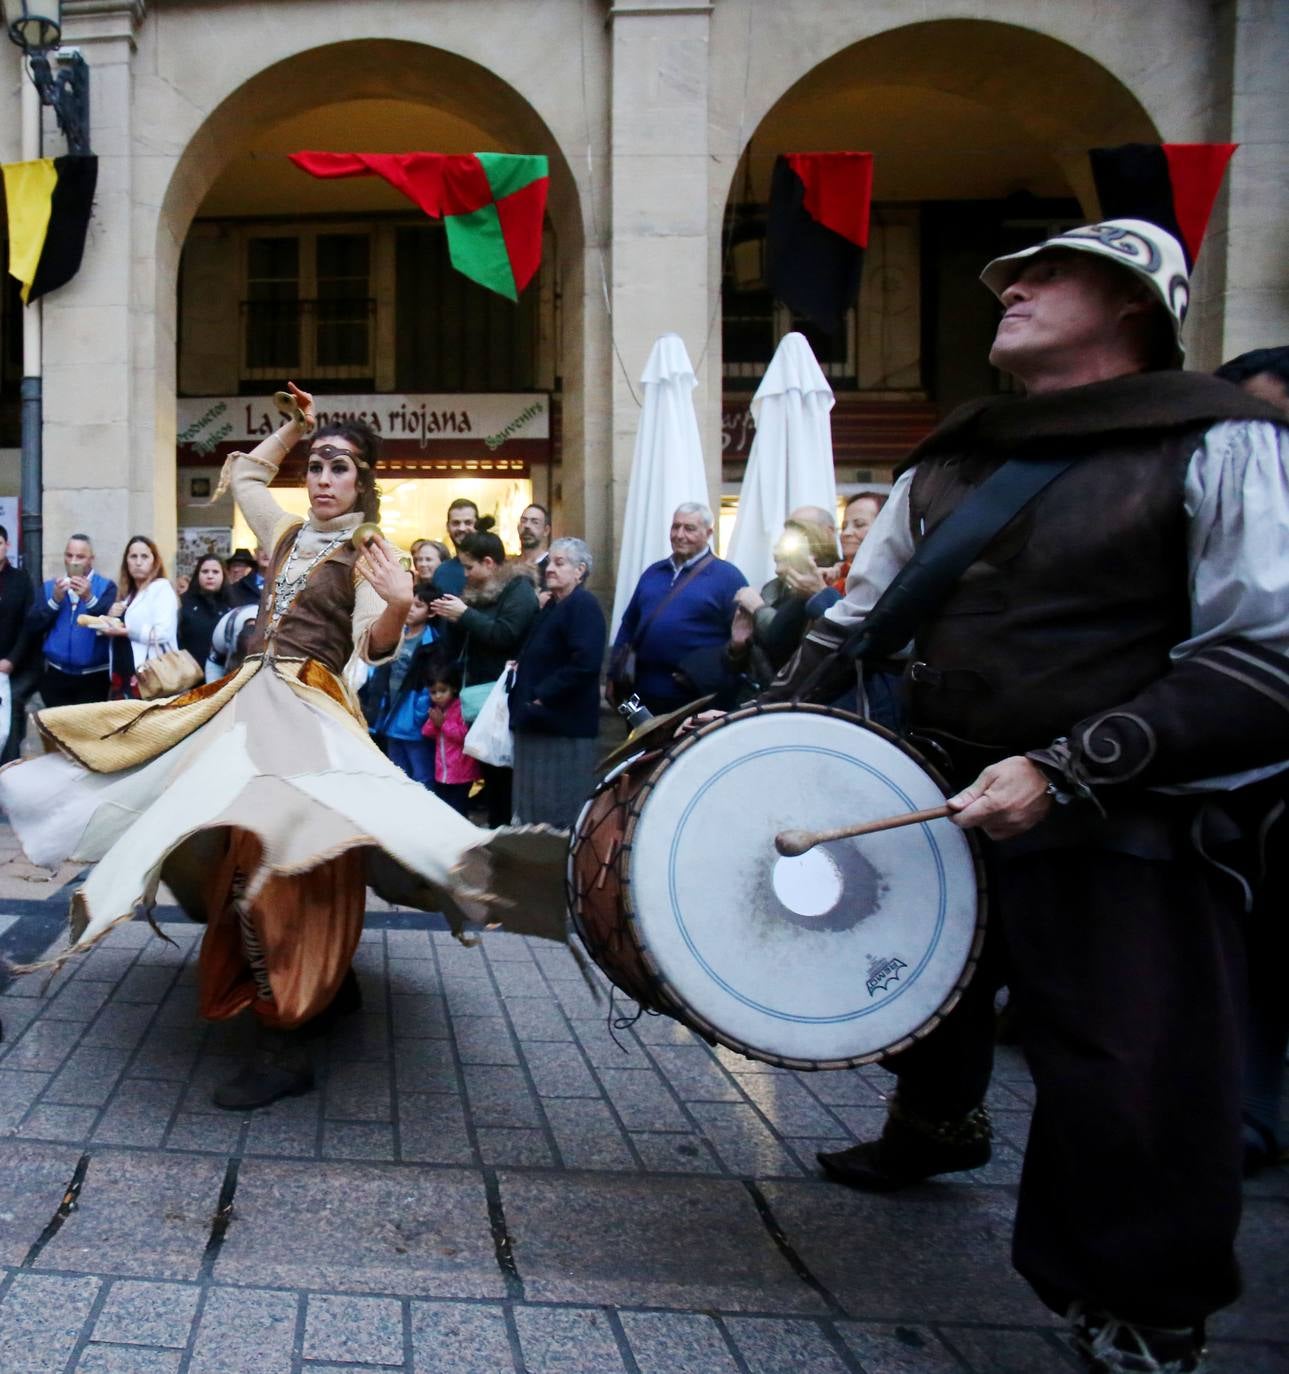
289, 151, 548, 301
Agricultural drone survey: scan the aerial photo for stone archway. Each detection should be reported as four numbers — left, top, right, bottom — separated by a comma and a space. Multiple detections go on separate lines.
148, 38, 587, 567
714, 19, 1162, 484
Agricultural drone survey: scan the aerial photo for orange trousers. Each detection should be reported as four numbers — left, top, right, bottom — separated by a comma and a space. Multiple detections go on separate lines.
198, 829, 365, 1030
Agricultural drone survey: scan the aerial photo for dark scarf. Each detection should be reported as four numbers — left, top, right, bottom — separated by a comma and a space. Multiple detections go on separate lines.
898, 371, 1287, 472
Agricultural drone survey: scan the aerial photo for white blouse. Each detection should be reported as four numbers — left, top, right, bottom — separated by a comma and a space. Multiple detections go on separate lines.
122, 578, 180, 669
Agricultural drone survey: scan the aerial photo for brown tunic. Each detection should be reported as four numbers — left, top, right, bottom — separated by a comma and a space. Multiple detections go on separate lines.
905, 427, 1201, 756
246, 523, 359, 677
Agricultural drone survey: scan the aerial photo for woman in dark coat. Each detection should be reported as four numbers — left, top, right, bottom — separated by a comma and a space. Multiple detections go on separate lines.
509, 537, 606, 828
178, 554, 233, 665
429, 529, 539, 826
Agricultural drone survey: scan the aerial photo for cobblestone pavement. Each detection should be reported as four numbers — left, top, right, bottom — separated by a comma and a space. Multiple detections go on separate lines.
1, 841, 1286, 1373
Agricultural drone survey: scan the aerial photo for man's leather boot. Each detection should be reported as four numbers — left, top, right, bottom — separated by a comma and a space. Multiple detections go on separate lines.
817, 1097, 992, 1191
212, 1022, 315, 1111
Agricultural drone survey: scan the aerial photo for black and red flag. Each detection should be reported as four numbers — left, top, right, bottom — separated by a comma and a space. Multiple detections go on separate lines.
766, 152, 873, 335
1088, 142, 1237, 269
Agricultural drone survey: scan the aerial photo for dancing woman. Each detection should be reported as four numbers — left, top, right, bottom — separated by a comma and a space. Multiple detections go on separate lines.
0, 384, 564, 1108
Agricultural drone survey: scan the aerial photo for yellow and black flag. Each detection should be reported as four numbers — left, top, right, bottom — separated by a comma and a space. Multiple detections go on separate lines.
2, 155, 97, 304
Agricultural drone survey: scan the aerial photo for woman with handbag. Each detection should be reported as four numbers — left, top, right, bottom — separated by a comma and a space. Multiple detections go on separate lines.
509, 537, 606, 827
100, 536, 181, 700
430, 528, 538, 825
0, 384, 566, 1112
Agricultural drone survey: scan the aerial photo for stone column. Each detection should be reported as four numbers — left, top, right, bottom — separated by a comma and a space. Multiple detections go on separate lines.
1216, 0, 1288, 362
607, 0, 718, 554
40, 0, 150, 580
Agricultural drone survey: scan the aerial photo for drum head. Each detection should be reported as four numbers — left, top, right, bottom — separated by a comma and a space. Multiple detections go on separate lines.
622, 705, 985, 1069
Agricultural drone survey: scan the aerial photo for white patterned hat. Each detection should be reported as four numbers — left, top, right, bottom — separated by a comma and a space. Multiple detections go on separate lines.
980, 218, 1190, 362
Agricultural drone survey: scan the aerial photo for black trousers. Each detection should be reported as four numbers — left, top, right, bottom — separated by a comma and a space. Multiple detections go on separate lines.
886, 844, 1245, 1329
40, 665, 110, 709
479, 762, 513, 828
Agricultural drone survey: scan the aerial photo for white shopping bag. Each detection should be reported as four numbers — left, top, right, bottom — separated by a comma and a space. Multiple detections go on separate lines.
463, 668, 514, 768
0, 671, 11, 747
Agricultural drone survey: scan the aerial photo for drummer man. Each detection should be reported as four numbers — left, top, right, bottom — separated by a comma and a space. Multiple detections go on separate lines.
770, 219, 1289, 1374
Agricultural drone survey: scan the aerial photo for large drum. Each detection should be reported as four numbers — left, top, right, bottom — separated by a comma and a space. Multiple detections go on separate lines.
568, 704, 986, 1070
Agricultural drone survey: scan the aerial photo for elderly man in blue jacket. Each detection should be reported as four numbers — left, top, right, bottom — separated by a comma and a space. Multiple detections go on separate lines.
29, 533, 117, 708
610, 502, 746, 715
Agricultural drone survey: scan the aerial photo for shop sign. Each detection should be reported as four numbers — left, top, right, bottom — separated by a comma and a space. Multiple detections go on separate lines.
721, 402, 756, 457
177, 393, 550, 457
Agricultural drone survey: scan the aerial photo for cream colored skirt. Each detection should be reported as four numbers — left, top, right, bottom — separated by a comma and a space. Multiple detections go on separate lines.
0, 658, 569, 965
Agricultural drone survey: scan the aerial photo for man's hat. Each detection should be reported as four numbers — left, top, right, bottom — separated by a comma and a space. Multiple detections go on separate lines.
980, 219, 1191, 361
226, 547, 257, 568
980, 143, 1237, 363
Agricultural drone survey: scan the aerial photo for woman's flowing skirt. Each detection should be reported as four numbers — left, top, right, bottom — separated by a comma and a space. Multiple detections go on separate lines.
0, 657, 570, 984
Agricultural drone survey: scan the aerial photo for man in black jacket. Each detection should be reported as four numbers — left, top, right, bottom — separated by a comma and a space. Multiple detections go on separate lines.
779, 220, 1289, 1374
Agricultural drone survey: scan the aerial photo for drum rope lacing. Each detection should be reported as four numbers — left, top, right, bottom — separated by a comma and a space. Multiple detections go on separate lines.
566, 766, 668, 1052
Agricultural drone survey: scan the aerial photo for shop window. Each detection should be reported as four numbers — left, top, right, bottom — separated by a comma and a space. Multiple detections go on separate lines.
241, 229, 373, 384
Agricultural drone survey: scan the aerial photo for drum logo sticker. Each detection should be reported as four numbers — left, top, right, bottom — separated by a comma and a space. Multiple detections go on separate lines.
866, 954, 907, 997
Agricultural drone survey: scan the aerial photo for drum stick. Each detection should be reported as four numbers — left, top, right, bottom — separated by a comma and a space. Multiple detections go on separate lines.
774, 805, 954, 857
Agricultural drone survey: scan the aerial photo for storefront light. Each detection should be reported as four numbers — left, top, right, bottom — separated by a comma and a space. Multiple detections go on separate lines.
5, 0, 61, 52
5, 1, 92, 157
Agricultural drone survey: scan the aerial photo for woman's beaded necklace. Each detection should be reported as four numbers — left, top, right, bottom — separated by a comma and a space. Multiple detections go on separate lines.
268, 523, 351, 629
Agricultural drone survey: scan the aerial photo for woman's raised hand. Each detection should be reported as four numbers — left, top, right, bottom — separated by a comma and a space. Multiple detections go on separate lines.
285, 381, 316, 430
356, 536, 413, 610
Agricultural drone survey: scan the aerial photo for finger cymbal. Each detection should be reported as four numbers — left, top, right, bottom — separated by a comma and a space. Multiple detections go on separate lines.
598, 694, 716, 771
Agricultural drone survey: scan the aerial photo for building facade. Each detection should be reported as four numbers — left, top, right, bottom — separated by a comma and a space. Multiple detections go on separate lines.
1, 0, 1285, 584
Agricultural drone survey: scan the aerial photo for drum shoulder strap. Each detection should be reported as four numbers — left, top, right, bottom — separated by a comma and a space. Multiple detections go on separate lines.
841, 455, 1078, 665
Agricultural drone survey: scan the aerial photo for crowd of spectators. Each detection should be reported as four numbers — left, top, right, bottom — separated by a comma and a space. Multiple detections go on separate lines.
357, 498, 602, 829
14, 340, 1285, 838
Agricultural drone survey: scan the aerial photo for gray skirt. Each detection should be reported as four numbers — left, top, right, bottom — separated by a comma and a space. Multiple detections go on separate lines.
511, 732, 600, 829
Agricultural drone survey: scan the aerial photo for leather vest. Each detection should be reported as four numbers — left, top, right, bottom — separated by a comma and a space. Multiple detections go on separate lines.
905, 427, 1206, 758
246, 523, 358, 676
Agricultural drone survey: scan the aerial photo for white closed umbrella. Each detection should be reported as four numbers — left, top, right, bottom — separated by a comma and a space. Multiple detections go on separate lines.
609, 333, 712, 641
726, 332, 837, 589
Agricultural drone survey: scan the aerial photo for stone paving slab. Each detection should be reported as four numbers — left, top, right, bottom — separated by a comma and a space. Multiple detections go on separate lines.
35, 1149, 227, 1280
213, 1159, 506, 1298
759, 1178, 1059, 1326
500, 1171, 830, 1313
410, 1300, 515, 1374
0, 1138, 83, 1266
0, 1272, 101, 1374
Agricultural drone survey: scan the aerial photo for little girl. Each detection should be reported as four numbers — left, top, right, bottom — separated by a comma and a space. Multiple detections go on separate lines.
421, 662, 481, 816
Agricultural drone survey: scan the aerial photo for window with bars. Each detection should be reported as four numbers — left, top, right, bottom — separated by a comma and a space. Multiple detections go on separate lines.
241, 231, 373, 382
394, 224, 539, 392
